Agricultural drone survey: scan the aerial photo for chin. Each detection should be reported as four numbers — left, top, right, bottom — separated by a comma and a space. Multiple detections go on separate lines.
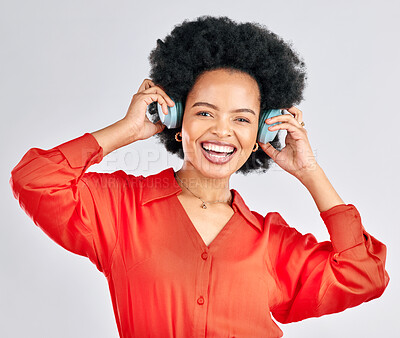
184, 147, 243, 177
197, 159, 240, 178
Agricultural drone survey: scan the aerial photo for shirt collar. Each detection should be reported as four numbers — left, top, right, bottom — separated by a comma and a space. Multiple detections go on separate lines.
140, 167, 262, 232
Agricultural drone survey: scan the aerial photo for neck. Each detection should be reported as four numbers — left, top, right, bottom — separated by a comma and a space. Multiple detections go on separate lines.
175, 163, 232, 203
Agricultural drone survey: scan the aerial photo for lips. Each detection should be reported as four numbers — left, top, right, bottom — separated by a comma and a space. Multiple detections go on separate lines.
200, 142, 237, 165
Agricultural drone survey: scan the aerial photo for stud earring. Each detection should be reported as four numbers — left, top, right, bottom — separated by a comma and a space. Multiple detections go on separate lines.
175, 132, 182, 142
252, 143, 259, 152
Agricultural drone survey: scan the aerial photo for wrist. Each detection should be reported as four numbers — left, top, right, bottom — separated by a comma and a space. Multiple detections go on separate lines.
295, 162, 323, 184
296, 164, 345, 212
91, 120, 138, 157
116, 119, 140, 145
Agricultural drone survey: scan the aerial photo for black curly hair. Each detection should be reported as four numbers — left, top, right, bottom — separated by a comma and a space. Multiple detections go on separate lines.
147, 15, 307, 175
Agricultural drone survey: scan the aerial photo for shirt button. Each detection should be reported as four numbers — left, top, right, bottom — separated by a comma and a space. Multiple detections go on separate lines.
197, 296, 204, 305
201, 252, 208, 260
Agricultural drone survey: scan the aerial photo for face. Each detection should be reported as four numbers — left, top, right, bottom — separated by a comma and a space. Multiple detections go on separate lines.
181, 68, 261, 179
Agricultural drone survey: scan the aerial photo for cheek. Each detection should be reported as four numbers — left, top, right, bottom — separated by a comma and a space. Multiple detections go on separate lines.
239, 126, 258, 148
182, 119, 207, 142
181, 122, 203, 156
182, 128, 197, 146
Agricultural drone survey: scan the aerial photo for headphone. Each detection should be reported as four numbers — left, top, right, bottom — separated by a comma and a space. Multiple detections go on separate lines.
157, 98, 282, 144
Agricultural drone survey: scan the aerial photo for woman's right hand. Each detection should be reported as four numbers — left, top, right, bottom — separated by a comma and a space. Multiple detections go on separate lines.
121, 79, 175, 142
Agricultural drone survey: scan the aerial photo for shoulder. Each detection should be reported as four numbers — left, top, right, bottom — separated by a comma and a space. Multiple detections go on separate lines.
233, 188, 299, 234
250, 208, 302, 238
97, 167, 179, 206
82, 170, 146, 191
80, 169, 172, 208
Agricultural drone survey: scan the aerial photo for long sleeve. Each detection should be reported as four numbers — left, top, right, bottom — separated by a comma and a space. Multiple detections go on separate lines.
267, 203, 389, 324
9, 133, 129, 277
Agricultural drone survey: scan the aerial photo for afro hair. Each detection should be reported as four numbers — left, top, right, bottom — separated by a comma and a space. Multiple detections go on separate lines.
147, 15, 307, 175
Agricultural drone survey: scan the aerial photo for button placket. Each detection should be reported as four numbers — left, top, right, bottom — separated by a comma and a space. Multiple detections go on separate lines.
193, 249, 212, 337
197, 251, 209, 306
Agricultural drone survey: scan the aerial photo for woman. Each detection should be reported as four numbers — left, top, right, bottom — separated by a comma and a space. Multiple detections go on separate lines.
10, 15, 389, 337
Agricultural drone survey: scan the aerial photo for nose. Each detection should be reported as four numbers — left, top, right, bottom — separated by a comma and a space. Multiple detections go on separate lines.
211, 116, 233, 138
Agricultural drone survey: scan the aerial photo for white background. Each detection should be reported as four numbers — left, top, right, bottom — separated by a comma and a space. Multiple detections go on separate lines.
2, 0, 399, 337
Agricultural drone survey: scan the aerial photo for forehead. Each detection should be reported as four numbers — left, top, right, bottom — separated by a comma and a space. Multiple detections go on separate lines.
188, 69, 261, 102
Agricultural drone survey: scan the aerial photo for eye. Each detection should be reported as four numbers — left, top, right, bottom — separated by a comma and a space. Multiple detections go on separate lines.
236, 117, 250, 123
196, 111, 250, 123
196, 111, 211, 117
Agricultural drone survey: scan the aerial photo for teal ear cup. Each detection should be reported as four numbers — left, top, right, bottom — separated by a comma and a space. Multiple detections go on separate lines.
157, 99, 184, 129
257, 109, 283, 144
157, 99, 282, 143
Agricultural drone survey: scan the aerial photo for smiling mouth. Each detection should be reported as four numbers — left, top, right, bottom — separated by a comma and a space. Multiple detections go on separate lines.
200, 144, 238, 165
201, 144, 237, 157
202, 148, 236, 157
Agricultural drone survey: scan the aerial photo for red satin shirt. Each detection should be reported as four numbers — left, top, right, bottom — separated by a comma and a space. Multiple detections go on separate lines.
10, 132, 389, 337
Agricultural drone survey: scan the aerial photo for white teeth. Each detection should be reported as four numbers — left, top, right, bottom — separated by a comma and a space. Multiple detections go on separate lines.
208, 152, 229, 158
202, 143, 235, 153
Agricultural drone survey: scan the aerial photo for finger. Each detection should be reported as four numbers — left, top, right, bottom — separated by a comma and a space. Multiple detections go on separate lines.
267, 121, 305, 135
286, 106, 303, 121
153, 120, 166, 134
265, 113, 301, 127
142, 93, 170, 115
138, 79, 155, 93
258, 141, 280, 161
142, 86, 175, 107
285, 106, 303, 125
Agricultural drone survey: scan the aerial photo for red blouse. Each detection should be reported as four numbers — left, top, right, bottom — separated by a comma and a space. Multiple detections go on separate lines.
10, 132, 389, 338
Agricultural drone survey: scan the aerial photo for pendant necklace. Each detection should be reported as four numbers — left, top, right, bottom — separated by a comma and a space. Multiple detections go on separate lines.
174, 171, 232, 209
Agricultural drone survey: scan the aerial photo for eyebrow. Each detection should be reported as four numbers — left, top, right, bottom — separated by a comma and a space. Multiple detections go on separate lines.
191, 102, 256, 116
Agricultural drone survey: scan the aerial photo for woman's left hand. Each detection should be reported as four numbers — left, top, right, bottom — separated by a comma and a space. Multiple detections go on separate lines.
258, 106, 318, 180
